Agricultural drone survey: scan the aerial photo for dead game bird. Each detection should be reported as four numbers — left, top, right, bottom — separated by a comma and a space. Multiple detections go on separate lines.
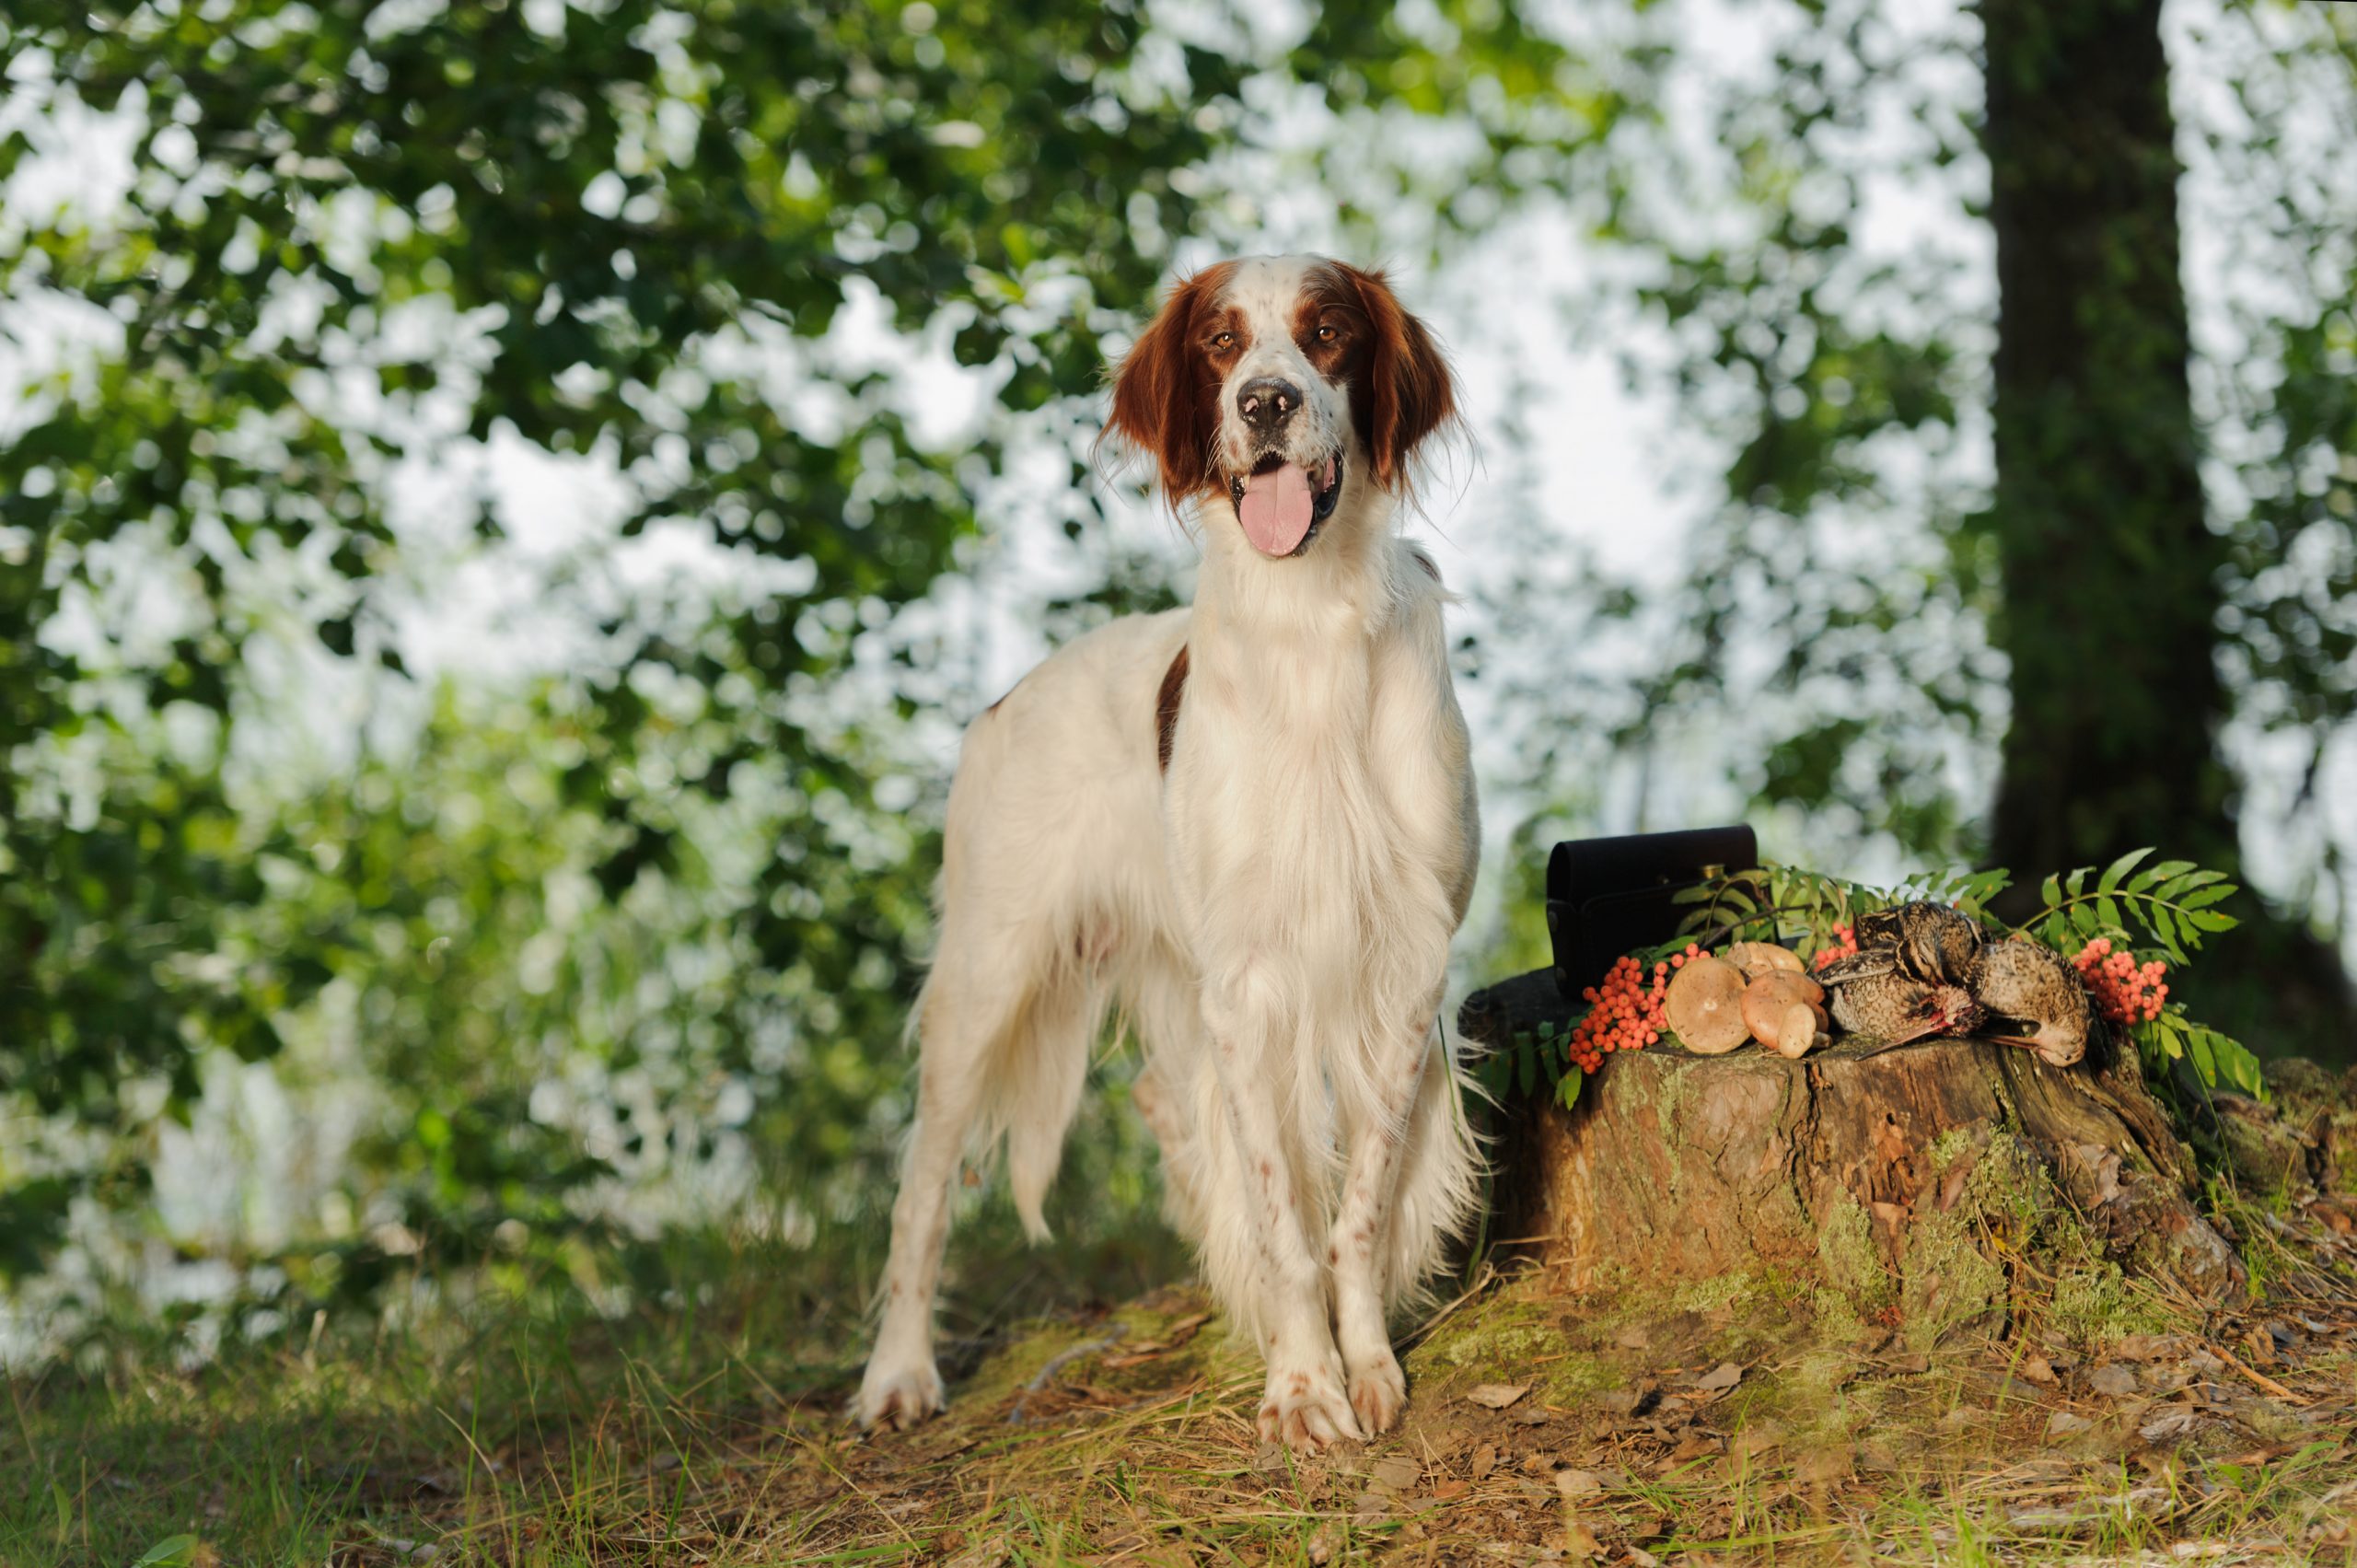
1968, 936, 2095, 1068
1852, 900, 1986, 986
1829, 971, 1988, 1046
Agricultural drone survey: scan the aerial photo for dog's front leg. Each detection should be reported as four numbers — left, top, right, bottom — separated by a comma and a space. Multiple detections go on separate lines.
1326, 987, 1443, 1435
1200, 971, 1364, 1452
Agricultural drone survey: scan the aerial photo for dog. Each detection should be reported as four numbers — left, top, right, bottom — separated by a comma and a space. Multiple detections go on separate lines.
852, 256, 1481, 1451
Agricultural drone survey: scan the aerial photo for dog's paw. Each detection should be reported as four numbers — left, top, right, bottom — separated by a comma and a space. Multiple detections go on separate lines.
1344, 1346, 1408, 1436
1257, 1361, 1365, 1452
851, 1357, 945, 1432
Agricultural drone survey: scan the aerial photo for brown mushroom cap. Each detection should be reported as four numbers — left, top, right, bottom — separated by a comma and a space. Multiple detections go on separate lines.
1741, 972, 1827, 1054
1665, 954, 1751, 1055
1724, 941, 1806, 981
1770, 1000, 1826, 1060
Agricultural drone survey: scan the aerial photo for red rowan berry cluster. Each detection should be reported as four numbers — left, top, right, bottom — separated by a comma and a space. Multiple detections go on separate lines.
1811, 923, 1861, 971
2072, 937, 2168, 1026
1568, 950, 1678, 1072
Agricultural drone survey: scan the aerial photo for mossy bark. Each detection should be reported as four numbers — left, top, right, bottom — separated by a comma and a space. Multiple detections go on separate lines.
1462, 970, 2244, 1319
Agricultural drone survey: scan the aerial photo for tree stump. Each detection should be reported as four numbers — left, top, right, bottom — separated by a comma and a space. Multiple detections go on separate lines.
1460, 970, 2245, 1335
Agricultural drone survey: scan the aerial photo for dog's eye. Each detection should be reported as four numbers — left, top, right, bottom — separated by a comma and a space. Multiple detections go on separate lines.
1316, 324, 1338, 343
1212, 331, 1235, 350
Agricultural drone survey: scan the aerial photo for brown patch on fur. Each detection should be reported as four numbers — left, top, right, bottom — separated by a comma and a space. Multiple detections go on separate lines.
1294, 264, 1372, 391
1106, 263, 1240, 502
1327, 261, 1457, 489
1155, 644, 1188, 772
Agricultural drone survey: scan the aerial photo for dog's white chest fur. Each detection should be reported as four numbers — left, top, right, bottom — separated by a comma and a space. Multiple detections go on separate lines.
1167, 547, 1474, 1012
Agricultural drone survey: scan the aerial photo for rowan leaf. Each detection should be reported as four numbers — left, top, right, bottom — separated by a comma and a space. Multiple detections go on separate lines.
2098, 846, 2152, 895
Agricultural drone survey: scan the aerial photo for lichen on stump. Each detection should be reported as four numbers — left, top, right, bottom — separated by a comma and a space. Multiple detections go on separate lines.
1460, 969, 2244, 1339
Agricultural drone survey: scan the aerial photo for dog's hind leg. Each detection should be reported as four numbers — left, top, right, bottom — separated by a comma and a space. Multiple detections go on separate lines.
853, 953, 1021, 1432
993, 957, 1106, 1244
1123, 949, 1209, 1240
854, 928, 1106, 1431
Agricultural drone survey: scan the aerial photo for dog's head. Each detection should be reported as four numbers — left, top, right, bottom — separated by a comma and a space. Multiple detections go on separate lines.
1108, 257, 1457, 558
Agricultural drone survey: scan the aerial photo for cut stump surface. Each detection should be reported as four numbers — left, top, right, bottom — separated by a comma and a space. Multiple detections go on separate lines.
1460, 969, 2243, 1328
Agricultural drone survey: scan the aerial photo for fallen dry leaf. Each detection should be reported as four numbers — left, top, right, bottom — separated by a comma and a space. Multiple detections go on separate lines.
1369, 1454, 1422, 1491
1553, 1468, 1601, 1496
1599, 1380, 1663, 1417
1466, 1382, 1530, 1409
2088, 1365, 2140, 1398
1693, 1360, 1745, 1393
1470, 1444, 1497, 1481
1667, 1431, 1724, 1465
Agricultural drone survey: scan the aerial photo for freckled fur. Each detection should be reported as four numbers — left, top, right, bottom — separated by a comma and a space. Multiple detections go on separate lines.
853, 256, 1480, 1454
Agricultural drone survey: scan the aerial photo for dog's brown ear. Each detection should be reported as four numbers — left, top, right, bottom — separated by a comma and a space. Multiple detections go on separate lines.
1341, 264, 1456, 490
1107, 264, 1230, 502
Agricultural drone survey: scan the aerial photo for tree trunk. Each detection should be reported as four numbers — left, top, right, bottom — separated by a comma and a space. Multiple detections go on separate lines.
1462, 970, 2244, 1334
1980, 0, 2224, 878
1978, 0, 2354, 1056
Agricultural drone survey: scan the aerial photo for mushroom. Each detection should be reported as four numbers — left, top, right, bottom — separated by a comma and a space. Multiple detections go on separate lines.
1665, 953, 1751, 1055
1724, 941, 1805, 981
1774, 1001, 1827, 1060
1741, 972, 1828, 1057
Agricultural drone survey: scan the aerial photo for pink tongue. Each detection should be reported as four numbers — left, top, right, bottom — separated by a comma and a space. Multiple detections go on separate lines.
1238, 462, 1315, 556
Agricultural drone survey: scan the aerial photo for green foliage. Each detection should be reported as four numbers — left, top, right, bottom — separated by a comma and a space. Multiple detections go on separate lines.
1472, 1019, 1585, 1110
1672, 861, 2015, 960
0, 0, 1595, 1309
0, 0, 1242, 1191
2020, 848, 2239, 968
1494, 0, 2357, 1005
2138, 1007, 2267, 1102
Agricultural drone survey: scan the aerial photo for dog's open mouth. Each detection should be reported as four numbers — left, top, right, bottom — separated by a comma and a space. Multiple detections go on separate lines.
1228, 451, 1342, 557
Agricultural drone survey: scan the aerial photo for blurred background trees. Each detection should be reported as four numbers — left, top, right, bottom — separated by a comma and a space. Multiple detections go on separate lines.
2, 0, 2352, 1357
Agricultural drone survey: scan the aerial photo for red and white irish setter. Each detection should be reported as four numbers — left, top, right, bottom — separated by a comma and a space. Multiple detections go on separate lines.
854, 257, 1480, 1451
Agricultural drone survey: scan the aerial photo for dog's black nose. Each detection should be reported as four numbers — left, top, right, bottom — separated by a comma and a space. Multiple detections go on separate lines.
1237, 377, 1301, 433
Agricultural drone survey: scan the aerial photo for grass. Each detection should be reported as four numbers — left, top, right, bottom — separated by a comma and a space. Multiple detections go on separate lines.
7, 1218, 2356, 1568
6, 1146, 2357, 1567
